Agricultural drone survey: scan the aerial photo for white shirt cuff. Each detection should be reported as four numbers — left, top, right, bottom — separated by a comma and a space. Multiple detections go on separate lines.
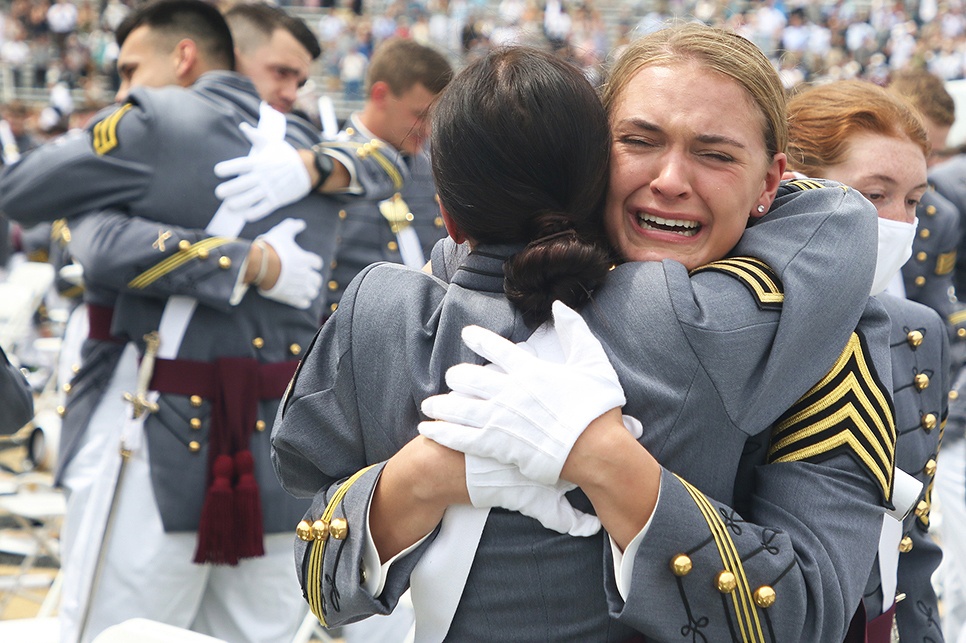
228, 244, 251, 306
323, 148, 363, 195
609, 469, 663, 600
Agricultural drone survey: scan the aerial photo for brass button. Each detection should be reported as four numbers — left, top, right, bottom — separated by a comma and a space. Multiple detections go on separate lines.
906, 330, 923, 348
925, 458, 937, 476
198, 247, 209, 260
899, 536, 913, 553
959, 328, 966, 339
951, 390, 960, 400
63, 383, 72, 393
338, 209, 347, 220
329, 517, 348, 540
328, 280, 339, 291
915, 500, 929, 517
670, 554, 692, 577
72, 363, 81, 374
345, 127, 355, 136
920, 229, 931, 239
218, 256, 231, 269
916, 251, 927, 262
56, 405, 66, 418
252, 337, 265, 349
188, 441, 201, 453
296, 520, 313, 541
255, 420, 266, 432
921, 413, 937, 431
915, 276, 927, 286
927, 205, 937, 215
716, 570, 737, 593
387, 241, 399, 252
311, 519, 329, 541
753, 586, 776, 608
190, 418, 202, 430
290, 343, 301, 356
405, 212, 414, 222
914, 373, 930, 390
178, 239, 191, 251
434, 216, 444, 228
190, 395, 203, 408
330, 303, 339, 313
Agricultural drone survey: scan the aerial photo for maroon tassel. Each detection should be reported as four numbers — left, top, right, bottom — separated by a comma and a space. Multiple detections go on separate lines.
233, 449, 265, 558
194, 454, 239, 565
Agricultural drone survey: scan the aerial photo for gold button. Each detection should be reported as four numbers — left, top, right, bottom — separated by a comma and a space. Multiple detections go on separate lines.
218, 256, 231, 269
915, 500, 929, 517
190, 395, 203, 407
330, 303, 339, 313
190, 418, 202, 430
252, 337, 265, 349
915, 276, 927, 286
435, 216, 444, 228
915, 373, 930, 390
178, 239, 191, 251
328, 280, 338, 291
290, 343, 301, 356
716, 570, 737, 593
959, 328, 966, 339
188, 441, 201, 453
338, 209, 347, 220
906, 330, 923, 348
72, 363, 81, 374
255, 420, 266, 432
198, 248, 209, 260
753, 586, 776, 608
670, 554, 692, 577
927, 205, 937, 215
296, 520, 313, 541
925, 458, 937, 476
63, 383, 72, 393
387, 241, 398, 252
405, 212, 414, 222
345, 127, 355, 136
56, 405, 66, 418
920, 229, 931, 239
921, 413, 937, 431
916, 251, 927, 262
329, 517, 348, 540
951, 390, 960, 400
311, 519, 329, 541
899, 536, 913, 553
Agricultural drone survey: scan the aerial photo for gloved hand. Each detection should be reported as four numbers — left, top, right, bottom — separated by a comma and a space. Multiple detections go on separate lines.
420, 301, 626, 484
463, 413, 642, 537
214, 102, 311, 222
256, 218, 323, 309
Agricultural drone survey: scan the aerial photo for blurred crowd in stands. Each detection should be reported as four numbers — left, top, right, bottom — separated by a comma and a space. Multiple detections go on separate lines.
1, 0, 966, 143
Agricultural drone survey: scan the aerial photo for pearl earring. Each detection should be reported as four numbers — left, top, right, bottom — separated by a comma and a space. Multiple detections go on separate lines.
756, 204, 766, 214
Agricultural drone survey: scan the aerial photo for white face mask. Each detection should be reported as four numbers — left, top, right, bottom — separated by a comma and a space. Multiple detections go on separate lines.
871, 217, 918, 296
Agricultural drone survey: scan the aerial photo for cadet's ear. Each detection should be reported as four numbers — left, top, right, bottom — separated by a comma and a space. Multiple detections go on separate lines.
439, 200, 466, 244
755, 151, 788, 218
173, 38, 200, 86
370, 80, 391, 106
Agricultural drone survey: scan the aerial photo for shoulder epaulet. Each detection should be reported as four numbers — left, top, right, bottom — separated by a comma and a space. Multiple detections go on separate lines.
320, 139, 403, 190
689, 256, 783, 310
91, 102, 133, 155
768, 331, 896, 506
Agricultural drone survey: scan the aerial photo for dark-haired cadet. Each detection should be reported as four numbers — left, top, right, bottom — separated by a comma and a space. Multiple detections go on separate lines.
273, 33, 892, 640
224, 2, 321, 115
0, 1, 405, 641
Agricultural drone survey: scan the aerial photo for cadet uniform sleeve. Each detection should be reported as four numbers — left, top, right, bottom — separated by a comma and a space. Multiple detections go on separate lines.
271, 264, 433, 628
317, 139, 405, 201
0, 100, 155, 226
68, 210, 252, 312
0, 345, 32, 436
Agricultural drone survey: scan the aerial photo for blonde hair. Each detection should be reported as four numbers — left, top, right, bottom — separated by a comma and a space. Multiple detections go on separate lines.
602, 23, 787, 159
786, 80, 929, 176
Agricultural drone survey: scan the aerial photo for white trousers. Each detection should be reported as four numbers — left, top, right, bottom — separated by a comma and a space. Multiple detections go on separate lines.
935, 438, 966, 643
59, 346, 306, 643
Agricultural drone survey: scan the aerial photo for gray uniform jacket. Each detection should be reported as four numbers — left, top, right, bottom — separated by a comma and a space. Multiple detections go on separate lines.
321, 114, 447, 316
0, 71, 395, 534
862, 294, 947, 641
0, 345, 32, 436
273, 181, 896, 642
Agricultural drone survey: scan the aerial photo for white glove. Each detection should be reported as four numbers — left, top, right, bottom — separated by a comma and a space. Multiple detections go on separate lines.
256, 218, 323, 309
420, 301, 626, 484
464, 414, 642, 537
214, 102, 311, 222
